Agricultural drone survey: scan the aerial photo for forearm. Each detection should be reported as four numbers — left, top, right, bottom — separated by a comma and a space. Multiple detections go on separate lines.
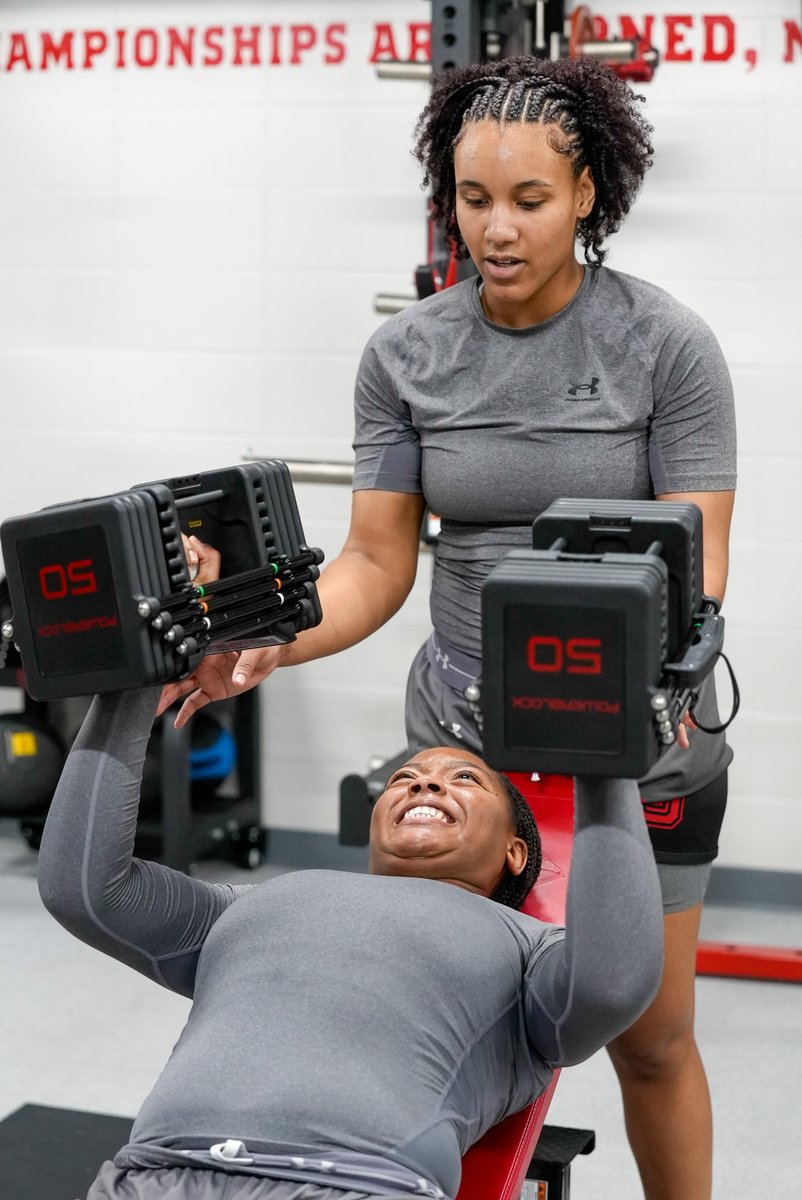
281, 544, 418, 667
159, 489, 425, 724
526, 777, 664, 1066
38, 690, 240, 995
38, 689, 159, 914
702, 549, 728, 606
657, 490, 734, 604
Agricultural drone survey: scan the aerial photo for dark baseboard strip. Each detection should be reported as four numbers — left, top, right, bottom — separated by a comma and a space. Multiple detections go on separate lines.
267, 828, 369, 874
706, 865, 802, 909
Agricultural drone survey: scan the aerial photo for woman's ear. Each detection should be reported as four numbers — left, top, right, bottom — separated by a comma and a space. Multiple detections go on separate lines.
576, 165, 596, 219
505, 836, 529, 879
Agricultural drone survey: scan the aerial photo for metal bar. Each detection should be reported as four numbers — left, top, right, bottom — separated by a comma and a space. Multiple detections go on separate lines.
580, 39, 658, 64
534, 0, 546, 50
242, 456, 354, 486
373, 293, 417, 315
375, 60, 432, 81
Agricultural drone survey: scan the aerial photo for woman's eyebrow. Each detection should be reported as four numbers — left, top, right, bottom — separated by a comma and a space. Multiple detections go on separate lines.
456, 178, 554, 189
399, 759, 490, 778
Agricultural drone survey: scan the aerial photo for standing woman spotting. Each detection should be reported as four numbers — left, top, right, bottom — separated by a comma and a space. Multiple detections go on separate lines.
162, 56, 736, 1200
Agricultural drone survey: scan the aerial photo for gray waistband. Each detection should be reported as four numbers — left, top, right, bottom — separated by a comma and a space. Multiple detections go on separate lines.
116, 1143, 447, 1198
425, 631, 481, 693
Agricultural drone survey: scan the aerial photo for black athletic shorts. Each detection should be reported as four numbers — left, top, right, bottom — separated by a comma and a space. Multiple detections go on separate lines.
642, 769, 728, 865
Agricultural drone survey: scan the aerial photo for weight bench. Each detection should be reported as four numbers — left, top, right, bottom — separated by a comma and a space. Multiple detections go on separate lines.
457, 770, 593, 1200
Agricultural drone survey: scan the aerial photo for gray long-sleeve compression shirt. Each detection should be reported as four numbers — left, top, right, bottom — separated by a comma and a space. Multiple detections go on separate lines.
37, 690, 663, 1199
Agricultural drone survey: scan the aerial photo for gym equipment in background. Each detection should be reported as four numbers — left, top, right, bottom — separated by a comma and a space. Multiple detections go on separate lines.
141, 710, 237, 808
134, 691, 266, 873
0, 461, 323, 701
424, 0, 659, 81
0, 574, 21, 678
1, 572, 67, 824
5, 687, 265, 871
0, 711, 64, 817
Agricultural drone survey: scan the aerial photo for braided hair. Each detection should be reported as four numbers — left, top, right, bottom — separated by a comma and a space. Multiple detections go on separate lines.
490, 773, 543, 911
414, 55, 654, 266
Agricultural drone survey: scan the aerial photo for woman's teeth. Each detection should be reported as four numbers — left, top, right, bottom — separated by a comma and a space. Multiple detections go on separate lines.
401, 805, 451, 823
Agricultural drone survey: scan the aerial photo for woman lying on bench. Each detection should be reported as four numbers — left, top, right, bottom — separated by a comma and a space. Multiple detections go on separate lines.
37, 673, 663, 1200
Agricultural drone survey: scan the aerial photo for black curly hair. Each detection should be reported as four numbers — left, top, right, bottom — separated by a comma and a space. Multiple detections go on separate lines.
414, 55, 654, 267
490, 773, 543, 911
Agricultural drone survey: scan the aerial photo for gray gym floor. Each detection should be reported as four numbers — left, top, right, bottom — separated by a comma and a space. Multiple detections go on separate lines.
1, 820, 800, 1198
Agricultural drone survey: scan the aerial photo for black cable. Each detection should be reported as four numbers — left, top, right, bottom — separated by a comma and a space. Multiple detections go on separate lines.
688, 651, 740, 733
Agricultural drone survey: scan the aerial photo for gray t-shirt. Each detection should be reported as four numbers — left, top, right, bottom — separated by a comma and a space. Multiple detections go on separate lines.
353, 267, 736, 797
38, 690, 663, 1200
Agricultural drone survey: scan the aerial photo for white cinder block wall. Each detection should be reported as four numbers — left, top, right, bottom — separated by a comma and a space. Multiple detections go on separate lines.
0, 1, 799, 875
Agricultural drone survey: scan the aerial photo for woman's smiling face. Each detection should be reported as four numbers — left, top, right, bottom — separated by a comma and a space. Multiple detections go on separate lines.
369, 747, 527, 898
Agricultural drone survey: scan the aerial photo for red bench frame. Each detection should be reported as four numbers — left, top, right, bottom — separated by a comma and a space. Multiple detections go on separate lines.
456, 772, 575, 1200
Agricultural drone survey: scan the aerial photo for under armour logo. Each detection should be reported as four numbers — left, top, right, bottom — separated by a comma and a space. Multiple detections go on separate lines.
566, 377, 600, 397
435, 648, 450, 670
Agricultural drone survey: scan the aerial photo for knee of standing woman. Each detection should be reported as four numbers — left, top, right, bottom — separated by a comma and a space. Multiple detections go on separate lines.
608, 1013, 699, 1083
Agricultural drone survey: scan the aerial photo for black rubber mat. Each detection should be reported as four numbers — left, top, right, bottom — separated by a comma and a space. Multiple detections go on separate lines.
0, 1103, 132, 1199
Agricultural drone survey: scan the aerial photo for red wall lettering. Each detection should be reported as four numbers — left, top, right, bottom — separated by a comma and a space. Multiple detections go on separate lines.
202, 25, 224, 67
785, 21, 802, 62
1, 15, 798, 74
83, 30, 107, 69
665, 14, 694, 61
166, 26, 194, 67
8, 31, 32, 70
40, 31, 73, 69
619, 16, 655, 44
370, 23, 398, 63
590, 13, 740, 63
134, 29, 159, 68
233, 25, 261, 66
703, 15, 735, 62
325, 24, 347, 65
268, 25, 282, 66
408, 22, 431, 62
290, 25, 317, 65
